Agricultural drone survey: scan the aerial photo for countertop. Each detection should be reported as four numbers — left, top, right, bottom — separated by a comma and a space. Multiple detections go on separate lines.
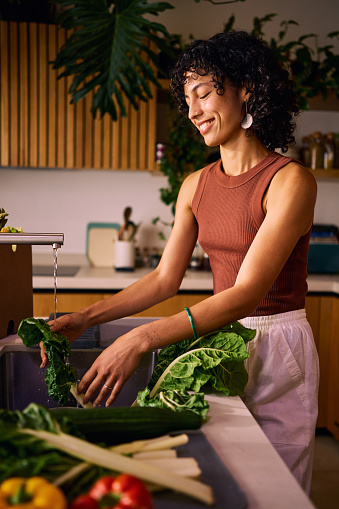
32, 253, 339, 294
204, 393, 315, 509
0, 332, 315, 509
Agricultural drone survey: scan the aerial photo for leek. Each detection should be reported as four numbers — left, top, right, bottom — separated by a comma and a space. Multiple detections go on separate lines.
19, 428, 214, 506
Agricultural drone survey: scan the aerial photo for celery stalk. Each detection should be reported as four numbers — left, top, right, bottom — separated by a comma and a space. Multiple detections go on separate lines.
19, 428, 214, 506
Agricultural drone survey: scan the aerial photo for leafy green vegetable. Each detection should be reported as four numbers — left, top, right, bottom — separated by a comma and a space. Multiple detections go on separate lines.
136, 321, 256, 416
0, 404, 82, 484
137, 388, 210, 419
0, 404, 111, 500
0, 207, 8, 229
17, 317, 78, 406
0, 403, 214, 506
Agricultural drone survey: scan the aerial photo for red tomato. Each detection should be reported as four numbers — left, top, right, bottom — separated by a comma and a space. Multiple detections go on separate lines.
111, 474, 153, 509
88, 476, 115, 501
79, 474, 153, 509
69, 494, 99, 509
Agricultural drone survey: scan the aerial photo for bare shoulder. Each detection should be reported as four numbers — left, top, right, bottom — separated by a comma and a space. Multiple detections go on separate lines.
177, 167, 205, 205
272, 161, 317, 194
266, 161, 317, 234
184, 167, 205, 187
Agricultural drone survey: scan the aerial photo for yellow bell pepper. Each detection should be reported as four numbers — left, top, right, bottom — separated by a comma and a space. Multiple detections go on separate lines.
0, 477, 67, 509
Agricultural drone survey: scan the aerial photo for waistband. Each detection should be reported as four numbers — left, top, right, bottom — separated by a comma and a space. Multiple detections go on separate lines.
240, 308, 307, 331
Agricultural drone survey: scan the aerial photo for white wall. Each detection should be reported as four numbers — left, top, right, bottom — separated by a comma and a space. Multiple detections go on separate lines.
1, 0, 339, 255
153, 0, 339, 49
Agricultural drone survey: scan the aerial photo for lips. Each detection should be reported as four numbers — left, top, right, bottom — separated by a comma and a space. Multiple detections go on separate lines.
197, 119, 214, 135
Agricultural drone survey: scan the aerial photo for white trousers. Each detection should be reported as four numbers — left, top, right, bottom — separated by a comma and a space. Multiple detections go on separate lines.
240, 309, 320, 494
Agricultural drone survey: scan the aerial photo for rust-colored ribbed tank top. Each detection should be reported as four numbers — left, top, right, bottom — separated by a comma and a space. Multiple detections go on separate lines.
192, 152, 311, 316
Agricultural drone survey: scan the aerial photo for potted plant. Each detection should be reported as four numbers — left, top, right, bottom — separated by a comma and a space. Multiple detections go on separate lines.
224, 13, 339, 109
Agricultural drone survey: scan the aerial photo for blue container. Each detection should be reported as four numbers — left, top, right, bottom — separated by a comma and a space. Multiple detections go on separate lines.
307, 244, 339, 274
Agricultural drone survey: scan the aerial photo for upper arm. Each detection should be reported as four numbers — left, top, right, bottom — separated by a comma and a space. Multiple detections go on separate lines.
155, 171, 201, 291
235, 163, 317, 304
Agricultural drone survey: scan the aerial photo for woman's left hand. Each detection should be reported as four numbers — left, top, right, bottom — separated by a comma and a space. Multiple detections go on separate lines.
77, 328, 147, 407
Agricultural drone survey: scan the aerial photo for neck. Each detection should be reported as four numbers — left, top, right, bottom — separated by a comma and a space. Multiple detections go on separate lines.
219, 138, 269, 176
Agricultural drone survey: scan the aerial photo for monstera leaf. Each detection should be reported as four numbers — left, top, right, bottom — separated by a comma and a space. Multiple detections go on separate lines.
52, 0, 174, 120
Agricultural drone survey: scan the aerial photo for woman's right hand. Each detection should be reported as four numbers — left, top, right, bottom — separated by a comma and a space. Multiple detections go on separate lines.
39, 312, 88, 367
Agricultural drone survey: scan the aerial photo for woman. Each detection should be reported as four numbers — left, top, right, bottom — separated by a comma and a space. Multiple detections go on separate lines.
43, 31, 319, 493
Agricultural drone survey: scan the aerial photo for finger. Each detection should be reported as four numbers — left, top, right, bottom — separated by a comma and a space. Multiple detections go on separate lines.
48, 318, 65, 332
92, 380, 116, 407
79, 372, 107, 405
39, 341, 49, 368
104, 380, 123, 407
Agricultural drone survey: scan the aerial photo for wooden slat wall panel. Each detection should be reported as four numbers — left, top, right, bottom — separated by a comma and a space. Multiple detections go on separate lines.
38, 23, 47, 167
9, 22, 19, 166
19, 23, 29, 166
56, 27, 65, 167
0, 22, 10, 166
29, 23, 38, 167
48, 24, 57, 167
0, 21, 157, 170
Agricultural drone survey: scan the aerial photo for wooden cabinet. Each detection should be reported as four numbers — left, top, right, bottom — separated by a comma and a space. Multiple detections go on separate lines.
305, 295, 339, 437
0, 21, 157, 171
326, 297, 339, 440
33, 292, 104, 317
33, 291, 212, 318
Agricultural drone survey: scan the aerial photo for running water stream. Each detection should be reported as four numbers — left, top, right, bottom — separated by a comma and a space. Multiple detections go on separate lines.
53, 243, 58, 323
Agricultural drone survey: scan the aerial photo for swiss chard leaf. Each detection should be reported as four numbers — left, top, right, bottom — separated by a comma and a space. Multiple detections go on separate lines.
137, 322, 256, 416
0, 403, 61, 433
0, 404, 92, 485
17, 318, 78, 406
137, 387, 210, 419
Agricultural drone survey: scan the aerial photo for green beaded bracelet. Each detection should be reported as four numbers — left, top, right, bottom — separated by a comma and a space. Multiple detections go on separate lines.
184, 307, 198, 340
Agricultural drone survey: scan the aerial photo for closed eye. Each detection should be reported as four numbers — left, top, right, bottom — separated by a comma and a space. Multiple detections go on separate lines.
199, 92, 210, 100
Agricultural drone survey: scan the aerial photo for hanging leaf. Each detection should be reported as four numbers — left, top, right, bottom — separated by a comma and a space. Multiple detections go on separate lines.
51, 0, 175, 120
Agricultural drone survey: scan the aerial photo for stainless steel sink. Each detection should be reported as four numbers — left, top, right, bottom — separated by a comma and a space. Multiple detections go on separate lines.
33, 265, 80, 277
0, 317, 159, 410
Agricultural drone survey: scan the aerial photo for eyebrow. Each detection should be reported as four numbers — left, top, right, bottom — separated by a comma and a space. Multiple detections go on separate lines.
184, 81, 213, 98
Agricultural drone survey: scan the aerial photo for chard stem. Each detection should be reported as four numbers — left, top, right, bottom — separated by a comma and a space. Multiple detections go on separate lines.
19, 428, 214, 506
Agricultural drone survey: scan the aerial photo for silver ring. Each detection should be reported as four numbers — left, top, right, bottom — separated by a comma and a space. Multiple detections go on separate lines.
104, 383, 113, 390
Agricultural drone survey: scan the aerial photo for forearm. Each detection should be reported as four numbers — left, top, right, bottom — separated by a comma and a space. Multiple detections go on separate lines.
80, 268, 179, 328
136, 282, 258, 355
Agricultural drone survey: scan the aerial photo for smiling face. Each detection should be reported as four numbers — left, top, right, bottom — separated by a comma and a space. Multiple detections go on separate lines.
184, 73, 247, 149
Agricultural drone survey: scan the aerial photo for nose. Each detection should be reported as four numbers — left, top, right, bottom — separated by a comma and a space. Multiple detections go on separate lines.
188, 99, 201, 121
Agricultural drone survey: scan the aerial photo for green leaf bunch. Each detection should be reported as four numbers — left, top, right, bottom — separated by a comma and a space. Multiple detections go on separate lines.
137, 321, 256, 417
0, 404, 107, 494
52, 0, 175, 120
17, 318, 78, 406
0, 207, 8, 229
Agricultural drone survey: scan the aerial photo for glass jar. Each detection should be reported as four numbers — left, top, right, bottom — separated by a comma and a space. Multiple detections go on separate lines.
310, 132, 324, 169
323, 133, 336, 169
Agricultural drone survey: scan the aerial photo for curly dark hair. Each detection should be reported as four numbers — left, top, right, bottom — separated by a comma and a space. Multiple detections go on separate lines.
169, 30, 300, 152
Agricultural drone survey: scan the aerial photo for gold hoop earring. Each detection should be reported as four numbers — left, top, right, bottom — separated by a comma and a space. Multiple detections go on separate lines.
241, 101, 253, 129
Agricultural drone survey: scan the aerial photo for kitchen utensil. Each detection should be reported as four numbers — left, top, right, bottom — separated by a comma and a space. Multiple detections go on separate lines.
126, 222, 140, 241
119, 207, 132, 240
86, 223, 120, 268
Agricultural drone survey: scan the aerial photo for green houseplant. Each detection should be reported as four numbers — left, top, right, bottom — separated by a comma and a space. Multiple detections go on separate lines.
224, 13, 339, 109
49, 0, 176, 120
153, 107, 207, 239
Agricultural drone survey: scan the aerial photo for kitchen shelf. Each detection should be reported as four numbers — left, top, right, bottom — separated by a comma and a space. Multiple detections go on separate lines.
309, 169, 339, 179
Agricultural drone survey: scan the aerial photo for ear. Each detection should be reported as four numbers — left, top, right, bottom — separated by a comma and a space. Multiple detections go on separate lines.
243, 82, 254, 99
238, 86, 250, 102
